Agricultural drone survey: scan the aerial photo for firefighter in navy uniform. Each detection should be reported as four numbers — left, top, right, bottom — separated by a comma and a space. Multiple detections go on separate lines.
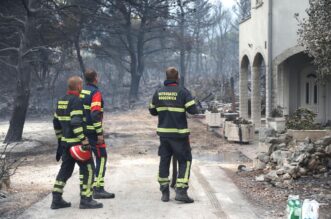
80, 69, 115, 199
51, 76, 103, 209
149, 67, 199, 203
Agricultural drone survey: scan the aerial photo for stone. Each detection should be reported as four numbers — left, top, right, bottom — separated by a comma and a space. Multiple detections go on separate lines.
266, 137, 282, 144
275, 143, 287, 151
298, 142, 314, 153
325, 145, 331, 155
294, 153, 308, 164
258, 142, 273, 154
257, 153, 270, 163
265, 170, 279, 182
283, 164, 298, 175
299, 167, 307, 175
271, 150, 291, 165
304, 137, 312, 144
278, 134, 292, 144
259, 128, 276, 142
318, 167, 327, 173
276, 168, 285, 175
307, 159, 319, 170
327, 158, 331, 169
267, 143, 277, 156
282, 173, 292, 180
274, 182, 286, 188
283, 179, 293, 187
253, 158, 267, 170
315, 135, 331, 146
255, 175, 265, 182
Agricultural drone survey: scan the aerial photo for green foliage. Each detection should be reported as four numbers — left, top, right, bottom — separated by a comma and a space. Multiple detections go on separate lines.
285, 108, 317, 130
234, 117, 252, 125
271, 106, 283, 118
298, 0, 331, 79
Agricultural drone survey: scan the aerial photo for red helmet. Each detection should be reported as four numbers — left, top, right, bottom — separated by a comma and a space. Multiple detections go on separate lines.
69, 145, 91, 162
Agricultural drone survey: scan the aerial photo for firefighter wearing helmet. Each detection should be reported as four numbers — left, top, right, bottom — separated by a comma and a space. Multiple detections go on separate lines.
51, 76, 103, 209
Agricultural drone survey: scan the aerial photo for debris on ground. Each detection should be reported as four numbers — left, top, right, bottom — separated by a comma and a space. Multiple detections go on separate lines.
255, 131, 331, 187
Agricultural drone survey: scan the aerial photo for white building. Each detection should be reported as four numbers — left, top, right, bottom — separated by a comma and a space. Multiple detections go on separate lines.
239, 0, 331, 129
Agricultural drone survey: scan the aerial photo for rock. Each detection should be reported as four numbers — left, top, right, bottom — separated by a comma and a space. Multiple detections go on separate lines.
259, 128, 276, 142
257, 153, 270, 163
283, 179, 294, 188
266, 137, 282, 144
283, 164, 298, 175
299, 167, 307, 175
276, 168, 285, 175
308, 159, 318, 170
320, 193, 331, 201
275, 143, 287, 151
282, 173, 292, 180
253, 158, 267, 170
265, 170, 279, 182
294, 153, 308, 164
327, 158, 331, 169
267, 143, 277, 156
325, 145, 331, 155
304, 137, 312, 144
255, 175, 265, 182
298, 142, 314, 153
271, 150, 291, 165
278, 134, 292, 144
315, 135, 331, 146
318, 167, 327, 173
274, 182, 286, 188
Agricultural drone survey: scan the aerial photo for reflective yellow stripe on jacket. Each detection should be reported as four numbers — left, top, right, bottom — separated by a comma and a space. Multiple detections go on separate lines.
156, 107, 185, 113
185, 100, 195, 108
157, 128, 190, 134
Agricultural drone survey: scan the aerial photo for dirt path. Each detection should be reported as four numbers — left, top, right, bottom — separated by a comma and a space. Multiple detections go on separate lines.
1, 108, 259, 219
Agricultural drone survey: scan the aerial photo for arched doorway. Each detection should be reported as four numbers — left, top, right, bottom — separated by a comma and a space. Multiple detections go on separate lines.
252, 53, 266, 129
239, 55, 250, 119
276, 52, 330, 123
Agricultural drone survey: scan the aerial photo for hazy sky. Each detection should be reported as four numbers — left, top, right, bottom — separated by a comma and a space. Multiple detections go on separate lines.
209, 0, 236, 9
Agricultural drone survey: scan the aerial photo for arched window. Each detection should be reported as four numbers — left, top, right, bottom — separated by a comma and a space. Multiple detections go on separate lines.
305, 74, 318, 105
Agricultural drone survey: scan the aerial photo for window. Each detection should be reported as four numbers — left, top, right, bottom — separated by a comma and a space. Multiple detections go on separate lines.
239, 0, 251, 21
314, 84, 318, 104
306, 82, 310, 104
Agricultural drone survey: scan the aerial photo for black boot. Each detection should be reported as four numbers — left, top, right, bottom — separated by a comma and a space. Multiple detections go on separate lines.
160, 185, 170, 202
93, 187, 115, 199
79, 197, 103, 209
175, 188, 194, 203
50, 193, 71, 209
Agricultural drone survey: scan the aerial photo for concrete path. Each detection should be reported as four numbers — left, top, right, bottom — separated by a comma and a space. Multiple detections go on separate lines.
18, 155, 258, 219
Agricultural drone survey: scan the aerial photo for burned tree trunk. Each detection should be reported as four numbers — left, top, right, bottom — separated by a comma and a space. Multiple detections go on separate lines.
5, 9, 35, 143
5, 65, 31, 143
74, 33, 85, 76
129, 21, 146, 100
178, 3, 186, 87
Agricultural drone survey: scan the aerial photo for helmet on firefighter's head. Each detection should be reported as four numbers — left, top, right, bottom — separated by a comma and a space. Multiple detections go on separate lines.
69, 145, 91, 162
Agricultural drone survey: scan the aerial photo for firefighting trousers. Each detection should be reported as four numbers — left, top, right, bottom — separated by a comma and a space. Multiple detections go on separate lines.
88, 135, 107, 189
158, 137, 192, 189
52, 147, 95, 198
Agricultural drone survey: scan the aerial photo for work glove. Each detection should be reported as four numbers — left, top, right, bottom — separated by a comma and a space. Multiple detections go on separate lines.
81, 138, 91, 151
56, 139, 63, 162
97, 134, 105, 145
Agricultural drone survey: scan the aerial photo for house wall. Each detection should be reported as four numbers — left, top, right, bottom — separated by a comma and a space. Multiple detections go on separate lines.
239, 0, 268, 63
271, 0, 309, 59
327, 77, 331, 124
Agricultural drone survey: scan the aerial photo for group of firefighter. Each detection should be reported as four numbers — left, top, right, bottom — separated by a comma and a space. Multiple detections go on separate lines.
51, 67, 199, 210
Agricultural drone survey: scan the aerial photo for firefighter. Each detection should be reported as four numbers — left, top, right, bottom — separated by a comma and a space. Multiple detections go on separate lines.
51, 76, 103, 209
80, 69, 115, 199
149, 67, 199, 203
